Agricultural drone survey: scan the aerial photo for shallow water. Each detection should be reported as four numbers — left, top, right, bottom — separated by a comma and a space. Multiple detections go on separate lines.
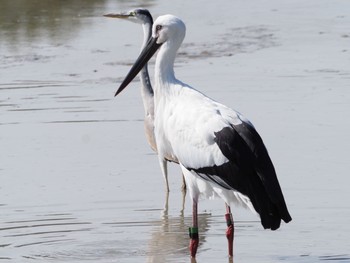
1, 0, 350, 262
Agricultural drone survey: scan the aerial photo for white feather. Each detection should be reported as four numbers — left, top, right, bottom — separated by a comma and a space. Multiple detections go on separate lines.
180, 164, 256, 212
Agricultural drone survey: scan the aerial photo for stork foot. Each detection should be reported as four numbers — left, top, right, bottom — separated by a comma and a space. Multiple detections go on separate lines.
225, 213, 234, 257
189, 227, 199, 258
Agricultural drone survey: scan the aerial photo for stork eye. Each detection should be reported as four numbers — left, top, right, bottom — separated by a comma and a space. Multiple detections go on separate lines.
156, 25, 162, 31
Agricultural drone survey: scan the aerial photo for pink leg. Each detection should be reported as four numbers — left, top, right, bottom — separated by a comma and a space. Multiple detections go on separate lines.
225, 204, 234, 258
189, 198, 199, 258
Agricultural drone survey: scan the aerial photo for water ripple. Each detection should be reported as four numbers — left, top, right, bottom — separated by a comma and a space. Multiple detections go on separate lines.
320, 254, 350, 261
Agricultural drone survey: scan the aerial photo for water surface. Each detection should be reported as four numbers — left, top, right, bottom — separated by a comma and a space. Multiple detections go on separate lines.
1, 0, 350, 262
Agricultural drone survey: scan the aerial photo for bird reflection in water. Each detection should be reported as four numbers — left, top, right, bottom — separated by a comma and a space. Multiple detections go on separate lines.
146, 191, 214, 263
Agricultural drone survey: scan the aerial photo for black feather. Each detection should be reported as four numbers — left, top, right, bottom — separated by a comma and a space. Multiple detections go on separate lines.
188, 123, 292, 230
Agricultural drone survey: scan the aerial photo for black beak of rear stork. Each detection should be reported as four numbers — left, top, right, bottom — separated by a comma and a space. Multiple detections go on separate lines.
103, 12, 133, 19
115, 37, 161, 96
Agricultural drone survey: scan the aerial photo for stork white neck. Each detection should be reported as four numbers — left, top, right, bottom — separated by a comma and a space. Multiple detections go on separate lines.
153, 15, 186, 91
154, 42, 177, 86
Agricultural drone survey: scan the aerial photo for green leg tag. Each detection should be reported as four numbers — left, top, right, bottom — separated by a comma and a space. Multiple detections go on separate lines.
189, 227, 199, 239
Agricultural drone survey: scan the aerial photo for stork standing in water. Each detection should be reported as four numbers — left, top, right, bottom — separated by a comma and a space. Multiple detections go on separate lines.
104, 9, 186, 192
114, 14, 292, 258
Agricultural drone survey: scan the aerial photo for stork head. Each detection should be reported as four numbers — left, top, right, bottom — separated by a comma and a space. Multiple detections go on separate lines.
152, 14, 186, 46
115, 15, 186, 96
104, 8, 153, 25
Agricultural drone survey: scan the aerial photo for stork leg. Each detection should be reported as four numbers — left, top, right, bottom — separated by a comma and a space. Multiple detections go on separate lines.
189, 198, 199, 258
180, 184, 186, 217
180, 165, 199, 258
159, 158, 170, 192
225, 204, 234, 258
181, 173, 187, 192
162, 190, 169, 219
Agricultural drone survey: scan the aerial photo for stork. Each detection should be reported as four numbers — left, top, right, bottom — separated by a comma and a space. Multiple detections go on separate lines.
114, 14, 292, 258
104, 9, 186, 192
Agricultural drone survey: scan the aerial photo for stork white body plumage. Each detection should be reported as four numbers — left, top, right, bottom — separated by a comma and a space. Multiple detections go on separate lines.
154, 84, 254, 208
115, 14, 292, 258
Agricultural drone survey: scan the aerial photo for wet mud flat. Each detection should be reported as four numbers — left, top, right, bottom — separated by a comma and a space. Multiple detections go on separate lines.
1, 0, 350, 262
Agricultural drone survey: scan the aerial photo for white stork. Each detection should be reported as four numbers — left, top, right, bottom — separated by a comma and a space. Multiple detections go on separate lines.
104, 9, 186, 192
114, 14, 292, 258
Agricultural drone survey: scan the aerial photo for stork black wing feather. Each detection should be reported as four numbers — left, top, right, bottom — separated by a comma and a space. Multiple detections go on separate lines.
188, 122, 292, 230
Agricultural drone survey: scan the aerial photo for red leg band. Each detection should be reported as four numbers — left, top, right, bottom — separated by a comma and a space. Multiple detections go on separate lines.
225, 213, 234, 257
189, 227, 199, 258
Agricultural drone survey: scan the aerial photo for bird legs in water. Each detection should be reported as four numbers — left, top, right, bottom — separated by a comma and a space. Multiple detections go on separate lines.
225, 204, 234, 258
189, 198, 199, 258
160, 159, 187, 193
189, 201, 234, 258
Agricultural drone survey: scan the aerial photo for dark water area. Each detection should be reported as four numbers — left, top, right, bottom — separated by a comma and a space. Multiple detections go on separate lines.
1, 0, 350, 262
0, 0, 156, 46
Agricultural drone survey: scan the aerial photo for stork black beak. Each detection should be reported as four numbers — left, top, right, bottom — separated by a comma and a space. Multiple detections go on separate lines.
115, 37, 161, 96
